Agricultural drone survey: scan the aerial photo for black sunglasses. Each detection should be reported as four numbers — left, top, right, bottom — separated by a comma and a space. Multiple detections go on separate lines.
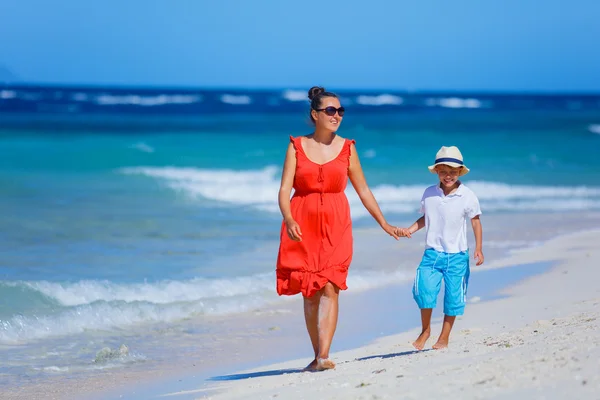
314, 106, 345, 117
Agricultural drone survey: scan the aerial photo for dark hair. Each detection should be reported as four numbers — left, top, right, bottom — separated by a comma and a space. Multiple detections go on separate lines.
308, 86, 338, 125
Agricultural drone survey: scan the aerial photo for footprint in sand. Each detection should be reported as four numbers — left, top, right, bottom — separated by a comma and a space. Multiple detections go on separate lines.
461, 328, 482, 335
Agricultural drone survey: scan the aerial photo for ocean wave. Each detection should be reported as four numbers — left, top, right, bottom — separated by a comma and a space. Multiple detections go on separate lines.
0, 270, 409, 343
120, 165, 280, 207
356, 94, 403, 106
467, 181, 600, 200
129, 141, 155, 153
0, 297, 260, 344
282, 90, 307, 102
3, 85, 600, 116
220, 94, 252, 105
0, 90, 17, 99
425, 97, 484, 108
0, 276, 275, 344
10, 274, 274, 306
119, 166, 600, 217
94, 94, 202, 106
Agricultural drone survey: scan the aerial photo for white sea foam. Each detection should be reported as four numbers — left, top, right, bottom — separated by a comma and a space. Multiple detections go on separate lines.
0, 90, 17, 99
282, 90, 307, 102
356, 94, 403, 106
39, 366, 69, 373
0, 288, 275, 344
0, 269, 411, 343
425, 97, 483, 108
18, 274, 275, 306
120, 165, 280, 208
94, 94, 202, 106
588, 124, 600, 135
220, 94, 252, 105
129, 142, 155, 153
119, 166, 600, 217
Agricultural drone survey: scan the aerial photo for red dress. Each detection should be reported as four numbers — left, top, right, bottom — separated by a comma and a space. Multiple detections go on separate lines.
276, 136, 355, 298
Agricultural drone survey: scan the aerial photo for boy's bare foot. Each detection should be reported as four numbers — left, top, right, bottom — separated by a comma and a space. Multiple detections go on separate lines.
432, 338, 448, 349
412, 329, 431, 350
303, 359, 318, 371
316, 358, 335, 371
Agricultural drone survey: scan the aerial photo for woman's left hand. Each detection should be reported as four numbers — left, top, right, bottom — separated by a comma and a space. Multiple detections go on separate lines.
382, 222, 400, 240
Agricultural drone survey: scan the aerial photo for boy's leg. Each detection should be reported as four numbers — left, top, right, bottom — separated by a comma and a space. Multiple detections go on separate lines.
435, 251, 470, 349
433, 315, 456, 349
413, 308, 433, 350
412, 249, 443, 350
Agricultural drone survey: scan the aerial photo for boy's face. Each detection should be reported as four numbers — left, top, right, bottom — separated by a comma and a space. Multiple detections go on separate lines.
435, 164, 462, 188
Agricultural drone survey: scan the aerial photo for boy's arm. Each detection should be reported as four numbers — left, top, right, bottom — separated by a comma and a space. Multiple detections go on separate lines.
471, 216, 484, 265
398, 215, 425, 238
396, 190, 427, 238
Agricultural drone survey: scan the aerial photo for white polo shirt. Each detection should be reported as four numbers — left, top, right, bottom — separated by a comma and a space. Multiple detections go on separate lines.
420, 183, 481, 253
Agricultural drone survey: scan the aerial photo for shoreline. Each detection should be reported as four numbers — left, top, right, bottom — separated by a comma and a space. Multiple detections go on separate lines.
157, 228, 600, 400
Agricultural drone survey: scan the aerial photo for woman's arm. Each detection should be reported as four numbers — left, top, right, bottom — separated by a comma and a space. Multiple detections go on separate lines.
348, 143, 399, 240
278, 143, 302, 241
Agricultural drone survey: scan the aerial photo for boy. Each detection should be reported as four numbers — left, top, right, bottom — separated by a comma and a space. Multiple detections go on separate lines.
396, 146, 484, 350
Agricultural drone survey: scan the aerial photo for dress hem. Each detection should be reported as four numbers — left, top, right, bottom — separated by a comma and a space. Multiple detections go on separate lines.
276, 265, 350, 298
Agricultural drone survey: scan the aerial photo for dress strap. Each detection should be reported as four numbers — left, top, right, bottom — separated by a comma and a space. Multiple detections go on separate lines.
346, 139, 356, 168
289, 135, 302, 152
289, 135, 300, 158
345, 138, 356, 156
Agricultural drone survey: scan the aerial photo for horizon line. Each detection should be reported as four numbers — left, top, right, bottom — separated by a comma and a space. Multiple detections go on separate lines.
1, 81, 600, 96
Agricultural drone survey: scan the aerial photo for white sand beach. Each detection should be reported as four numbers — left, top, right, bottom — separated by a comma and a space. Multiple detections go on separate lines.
178, 228, 600, 400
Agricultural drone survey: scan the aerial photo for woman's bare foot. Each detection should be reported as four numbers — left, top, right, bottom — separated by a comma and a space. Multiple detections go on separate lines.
412, 329, 431, 350
316, 357, 336, 371
432, 338, 448, 350
303, 359, 318, 371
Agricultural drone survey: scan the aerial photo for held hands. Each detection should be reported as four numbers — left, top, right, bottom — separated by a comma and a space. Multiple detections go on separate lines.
285, 218, 303, 242
382, 223, 400, 240
474, 249, 485, 266
395, 227, 412, 238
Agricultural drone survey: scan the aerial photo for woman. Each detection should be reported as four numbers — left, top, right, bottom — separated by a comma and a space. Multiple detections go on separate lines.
276, 86, 399, 371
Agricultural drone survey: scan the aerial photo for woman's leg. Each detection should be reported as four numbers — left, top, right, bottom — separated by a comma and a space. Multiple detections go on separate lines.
316, 282, 339, 369
303, 290, 321, 370
303, 282, 340, 370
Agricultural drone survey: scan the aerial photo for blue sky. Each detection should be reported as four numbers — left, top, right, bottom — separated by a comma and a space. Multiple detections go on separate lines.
1, 0, 598, 91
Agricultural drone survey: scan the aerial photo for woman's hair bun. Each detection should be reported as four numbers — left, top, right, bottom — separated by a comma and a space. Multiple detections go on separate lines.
308, 86, 326, 101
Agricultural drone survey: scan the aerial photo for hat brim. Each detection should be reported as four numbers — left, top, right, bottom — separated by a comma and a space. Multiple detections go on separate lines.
428, 162, 470, 176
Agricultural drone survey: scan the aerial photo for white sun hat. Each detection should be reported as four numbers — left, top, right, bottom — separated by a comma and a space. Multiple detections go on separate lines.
428, 146, 470, 176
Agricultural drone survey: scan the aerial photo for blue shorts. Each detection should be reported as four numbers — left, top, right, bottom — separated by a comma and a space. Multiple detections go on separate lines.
412, 248, 470, 316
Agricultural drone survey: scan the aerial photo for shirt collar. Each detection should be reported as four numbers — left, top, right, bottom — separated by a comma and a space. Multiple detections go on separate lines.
436, 182, 464, 197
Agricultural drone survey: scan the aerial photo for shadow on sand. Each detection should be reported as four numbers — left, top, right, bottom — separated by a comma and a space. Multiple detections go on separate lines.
208, 368, 310, 381
355, 349, 430, 361
209, 349, 427, 381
